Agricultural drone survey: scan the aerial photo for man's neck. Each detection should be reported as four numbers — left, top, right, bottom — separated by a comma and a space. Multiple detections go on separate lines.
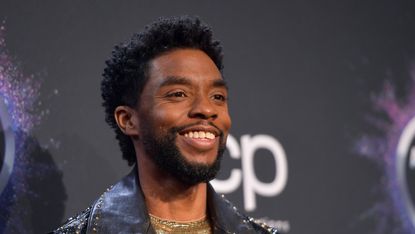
136, 154, 208, 222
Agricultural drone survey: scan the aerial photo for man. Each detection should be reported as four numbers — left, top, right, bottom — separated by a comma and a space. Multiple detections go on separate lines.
53, 16, 278, 234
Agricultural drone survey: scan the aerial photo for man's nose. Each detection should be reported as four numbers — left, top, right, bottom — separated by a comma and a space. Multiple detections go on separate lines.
188, 95, 218, 120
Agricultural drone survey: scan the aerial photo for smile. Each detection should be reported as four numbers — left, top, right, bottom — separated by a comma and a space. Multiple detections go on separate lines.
184, 131, 216, 139
178, 126, 220, 152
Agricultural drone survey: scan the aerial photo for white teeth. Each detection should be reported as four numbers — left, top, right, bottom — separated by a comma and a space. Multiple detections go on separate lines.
206, 132, 215, 139
184, 131, 215, 139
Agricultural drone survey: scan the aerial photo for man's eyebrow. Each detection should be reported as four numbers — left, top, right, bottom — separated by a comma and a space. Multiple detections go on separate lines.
159, 76, 228, 90
159, 76, 192, 87
212, 79, 229, 91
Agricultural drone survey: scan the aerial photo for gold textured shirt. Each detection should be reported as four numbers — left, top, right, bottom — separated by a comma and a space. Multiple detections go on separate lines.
150, 214, 212, 234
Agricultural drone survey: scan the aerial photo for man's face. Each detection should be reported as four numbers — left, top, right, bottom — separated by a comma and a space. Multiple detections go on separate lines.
137, 49, 231, 185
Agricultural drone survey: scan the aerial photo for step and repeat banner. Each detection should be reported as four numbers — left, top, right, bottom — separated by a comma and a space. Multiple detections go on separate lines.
1, 1, 415, 233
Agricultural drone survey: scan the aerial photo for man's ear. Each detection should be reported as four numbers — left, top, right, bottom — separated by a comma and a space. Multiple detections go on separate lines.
114, 106, 140, 136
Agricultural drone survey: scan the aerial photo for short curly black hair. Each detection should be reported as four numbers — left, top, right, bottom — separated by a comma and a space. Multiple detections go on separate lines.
101, 16, 224, 166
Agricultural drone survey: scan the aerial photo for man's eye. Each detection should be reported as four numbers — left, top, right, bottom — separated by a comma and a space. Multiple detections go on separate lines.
213, 94, 226, 101
167, 91, 187, 98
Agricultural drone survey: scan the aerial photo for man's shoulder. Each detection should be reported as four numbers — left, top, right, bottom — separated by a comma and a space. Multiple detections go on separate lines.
50, 206, 92, 234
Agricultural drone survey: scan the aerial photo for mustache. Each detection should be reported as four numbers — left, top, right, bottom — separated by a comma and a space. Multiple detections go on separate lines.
171, 121, 224, 138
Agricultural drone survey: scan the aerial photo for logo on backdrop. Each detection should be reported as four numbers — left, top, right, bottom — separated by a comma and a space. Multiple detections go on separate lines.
212, 134, 288, 211
357, 80, 415, 233
0, 98, 15, 194
397, 116, 415, 228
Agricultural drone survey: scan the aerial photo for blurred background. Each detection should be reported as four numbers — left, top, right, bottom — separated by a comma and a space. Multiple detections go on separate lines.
1, 1, 415, 233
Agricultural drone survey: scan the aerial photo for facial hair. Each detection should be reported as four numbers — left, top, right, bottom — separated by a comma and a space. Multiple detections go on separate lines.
140, 124, 226, 186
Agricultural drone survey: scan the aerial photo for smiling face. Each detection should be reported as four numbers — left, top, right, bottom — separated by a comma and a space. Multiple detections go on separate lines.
136, 49, 231, 185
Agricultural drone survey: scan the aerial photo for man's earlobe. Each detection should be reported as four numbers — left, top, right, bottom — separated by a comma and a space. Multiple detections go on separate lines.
114, 106, 139, 136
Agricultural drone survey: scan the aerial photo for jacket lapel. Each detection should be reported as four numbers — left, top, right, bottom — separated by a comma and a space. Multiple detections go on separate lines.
87, 167, 155, 234
207, 184, 254, 234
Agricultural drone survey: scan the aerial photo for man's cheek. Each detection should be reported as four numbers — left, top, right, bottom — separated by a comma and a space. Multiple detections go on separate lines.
154, 108, 183, 123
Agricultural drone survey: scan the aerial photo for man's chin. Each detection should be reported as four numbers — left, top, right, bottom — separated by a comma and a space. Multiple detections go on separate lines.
141, 128, 225, 186
163, 151, 222, 186
180, 152, 219, 167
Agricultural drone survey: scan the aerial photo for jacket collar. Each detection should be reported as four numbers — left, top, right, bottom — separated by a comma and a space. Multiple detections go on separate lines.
87, 166, 253, 234
207, 184, 255, 234
87, 167, 154, 233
